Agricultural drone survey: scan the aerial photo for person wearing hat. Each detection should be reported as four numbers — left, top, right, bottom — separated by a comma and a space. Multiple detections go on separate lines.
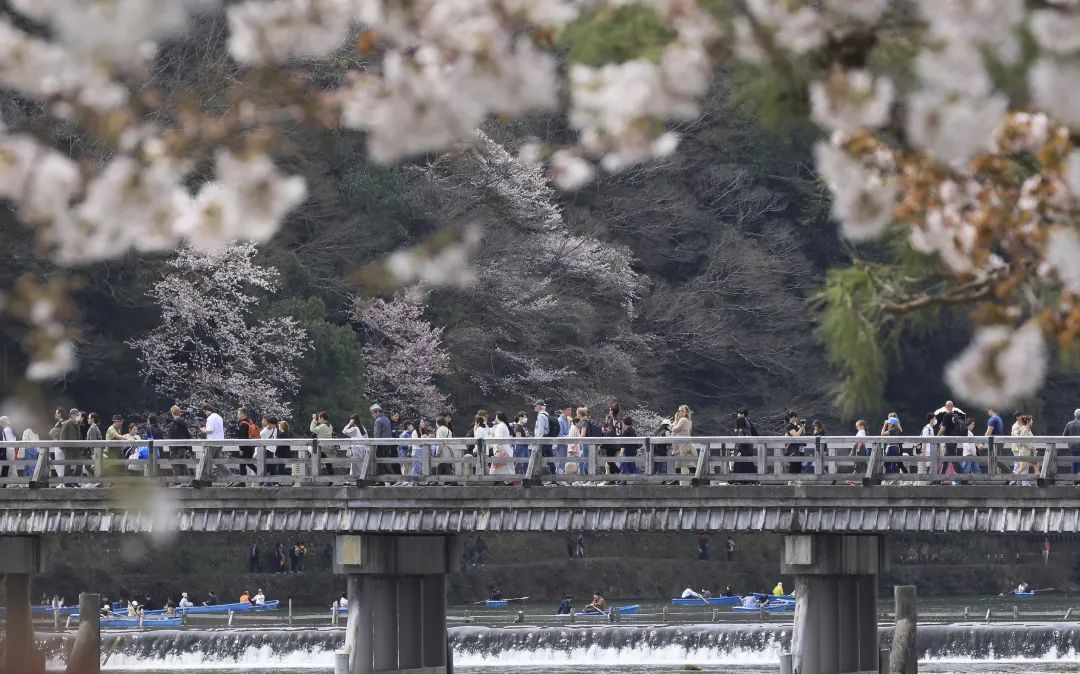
178, 592, 193, 610
252, 588, 266, 606
106, 415, 129, 442
880, 413, 904, 474
371, 404, 395, 476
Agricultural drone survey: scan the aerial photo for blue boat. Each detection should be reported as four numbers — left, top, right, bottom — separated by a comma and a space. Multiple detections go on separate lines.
671, 596, 740, 606
579, 604, 639, 617
484, 600, 508, 608
1014, 591, 1035, 598
732, 602, 795, 613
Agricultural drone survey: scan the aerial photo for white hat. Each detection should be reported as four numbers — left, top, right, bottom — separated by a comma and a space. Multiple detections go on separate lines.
181, 593, 188, 598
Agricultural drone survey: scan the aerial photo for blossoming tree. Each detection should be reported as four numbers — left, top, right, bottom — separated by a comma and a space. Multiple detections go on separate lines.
352, 293, 451, 420
129, 242, 309, 418
3, 0, 1080, 410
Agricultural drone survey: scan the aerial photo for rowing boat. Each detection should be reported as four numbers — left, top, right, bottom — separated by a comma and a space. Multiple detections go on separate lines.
578, 604, 639, 617
1014, 591, 1035, 598
671, 596, 740, 606
731, 602, 796, 613
134, 600, 280, 617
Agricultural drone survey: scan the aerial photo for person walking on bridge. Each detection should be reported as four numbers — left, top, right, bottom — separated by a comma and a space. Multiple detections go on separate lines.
671, 405, 694, 480
372, 405, 394, 477
1064, 409, 1080, 475
535, 401, 556, 475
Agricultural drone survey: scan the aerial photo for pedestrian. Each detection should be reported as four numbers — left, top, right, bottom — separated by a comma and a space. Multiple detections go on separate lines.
919, 413, 937, 475
434, 415, 453, 476
473, 536, 487, 566
1063, 409, 1080, 475
652, 417, 672, 476
0, 415, 15, 481
811, 420, 826, 474
881, 414, 904, 475
249, 541, 260, 573
534, 400, 556, 475
671, 405, 694, 478
935, 401, 967, 476
961, 418, 981, 475
489, 412, 514, 476
288, 543, 298, 573
1042, 537, 1051, 564
277, 419, 295, 481
231, 408, 258, 478
784, 411, 806, 474
732, 407, 758, 477
575, 532, 585, 558
697, 533, 709, 560
309, 411, 334, 476
371, 405, 395, 477
566, 415, 583, 477
557, 406, 573, 472
726, 536, 735, 562
296, 542, 307, 573
48, 407, 81, 485
566, 533, 575, 559
1014, 414, 1035, 480
168, 405, 193, 478
508, 412, 529, 476
848, 420, 867, 476
84, 413, 103, 482
20, 428, 39, 478
200, 404, 225, 478
260, 416, 279, 477
619, 416, 639, 477
343, 414, 368, 477
601, 402, 621, 475
274, 543, 285, 573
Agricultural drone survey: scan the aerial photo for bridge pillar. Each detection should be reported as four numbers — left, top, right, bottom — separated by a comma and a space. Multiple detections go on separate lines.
783, 535, 882, 674
335, 535, 457, 674
0, 536, 44, 674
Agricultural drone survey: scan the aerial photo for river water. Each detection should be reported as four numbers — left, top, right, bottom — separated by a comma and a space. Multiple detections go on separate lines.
33, 594, 1080, 673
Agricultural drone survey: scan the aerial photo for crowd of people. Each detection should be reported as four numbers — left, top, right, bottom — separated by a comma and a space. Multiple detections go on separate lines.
2, 398, 1080, 483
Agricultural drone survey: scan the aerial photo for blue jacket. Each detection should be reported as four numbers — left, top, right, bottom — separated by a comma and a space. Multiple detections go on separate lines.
374, 414, 392, 439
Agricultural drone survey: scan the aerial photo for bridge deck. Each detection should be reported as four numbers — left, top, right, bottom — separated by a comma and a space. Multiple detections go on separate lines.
1, 485, 1078, 534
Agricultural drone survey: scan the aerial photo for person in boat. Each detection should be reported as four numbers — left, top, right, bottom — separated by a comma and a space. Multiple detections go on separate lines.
1016, 581, 1029, 593
239, 590, 251, 604
253, 589, 266, 606
772, 581, 785, 596
203, 591, 218, 607
99, 604, 113, 618
164, 601, 177, 618
585, 592, 607, 613
40, 593, 49, 606
701, 589, 712, 599
720, 586, 735, 597
680, 587, 705, 600
126, 601, 138, 617
556, 596, 572, 615
489, 588, 503, 601
178, 593, 193, 610
339, 593, 348, 608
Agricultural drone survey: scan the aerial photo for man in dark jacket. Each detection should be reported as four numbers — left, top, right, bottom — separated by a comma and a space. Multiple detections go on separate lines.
733, 407, 758, 476
372, 404, 395, 476
49, 407, 81, 483
168, 405, 192, 477
86, 413, 103, 481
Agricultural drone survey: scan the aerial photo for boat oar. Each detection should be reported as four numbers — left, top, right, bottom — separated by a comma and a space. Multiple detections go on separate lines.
1034, 587, 1057, 593
506, 596, 530, 602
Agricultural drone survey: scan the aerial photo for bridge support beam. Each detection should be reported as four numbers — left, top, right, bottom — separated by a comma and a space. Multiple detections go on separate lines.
1, 536, 44, 674
783, 535, 882, 674
335, 535, 457, 674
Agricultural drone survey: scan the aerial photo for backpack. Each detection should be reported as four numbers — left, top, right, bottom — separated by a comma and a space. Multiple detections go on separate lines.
545, 412, 561, 439
243, 419, 260, 439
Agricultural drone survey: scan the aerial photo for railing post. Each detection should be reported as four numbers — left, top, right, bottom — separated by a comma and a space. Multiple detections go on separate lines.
147, 439, 158, 478
692, 444, 710, 486
813, 436, 824, 476
524, 446, 540, 486
93, 446, 103, 482
756, 441, 765, 476
421, 439, 432, 477
988, 436, 997, 480
31, 449, 49, 488
1039, 441, 1057, 486
310, 438, 321, 483
256, 440, 266, 479
644, 438, 654, 476
476, 438, 488, 477
587, 441, 598, 477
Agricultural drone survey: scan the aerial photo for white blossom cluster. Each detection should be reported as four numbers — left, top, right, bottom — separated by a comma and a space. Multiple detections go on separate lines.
944, 322, 1047, 408
129, 243, 310, 418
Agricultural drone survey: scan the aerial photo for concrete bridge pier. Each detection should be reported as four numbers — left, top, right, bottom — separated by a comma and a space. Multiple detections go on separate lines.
1, 536, 44, 674
335, 535, 456, 674
783, 535, 882, 674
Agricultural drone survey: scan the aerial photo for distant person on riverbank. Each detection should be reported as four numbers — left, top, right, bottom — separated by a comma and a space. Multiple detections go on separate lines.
566, 533, 575, 559
576, 533, 585, 558
1042, 537, 1051, 564
721, 586, 735, 597
698, 534, 708, 560
556, 596, 572, 615
726, 537, 735, 562
274, 543, 286, 572
250, 541, 260, 573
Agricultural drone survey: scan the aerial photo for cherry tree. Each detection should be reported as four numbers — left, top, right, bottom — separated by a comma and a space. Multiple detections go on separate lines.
5, 0, 1080, 408
352, 293, 450, 420
129, 242, 309, 418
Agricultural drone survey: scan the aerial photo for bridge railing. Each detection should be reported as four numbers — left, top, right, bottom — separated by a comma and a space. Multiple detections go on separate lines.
0, 435, 1076, 487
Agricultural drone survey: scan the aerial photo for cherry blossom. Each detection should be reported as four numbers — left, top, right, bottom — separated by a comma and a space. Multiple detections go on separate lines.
944, 322, 1047, 408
